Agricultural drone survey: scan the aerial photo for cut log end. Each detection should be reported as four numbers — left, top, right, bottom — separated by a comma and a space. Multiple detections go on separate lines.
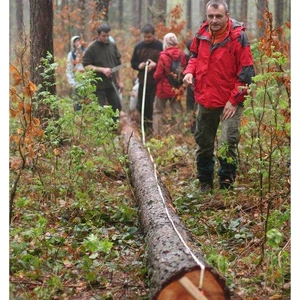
156, 269, 230, 300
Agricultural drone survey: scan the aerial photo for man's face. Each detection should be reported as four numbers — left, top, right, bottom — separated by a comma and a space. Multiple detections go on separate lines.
206, 5, 229, 33
143, 33, 155, 44
98, 31, 110, 43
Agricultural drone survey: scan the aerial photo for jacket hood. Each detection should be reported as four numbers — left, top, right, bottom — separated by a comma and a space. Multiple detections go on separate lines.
71, 36, 80, 49
164, 46, 183, 60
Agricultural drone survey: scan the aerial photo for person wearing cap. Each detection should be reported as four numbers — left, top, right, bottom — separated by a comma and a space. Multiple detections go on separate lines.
152, 32, 187, 137
66, 35, 86, 111
82, 23, 123, 116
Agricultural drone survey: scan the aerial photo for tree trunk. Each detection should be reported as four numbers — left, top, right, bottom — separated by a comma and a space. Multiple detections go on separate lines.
78, 0, 86, 39
95, 0, 110, 22
30, 0, 56, 122
16, 0, 24, 41
118, 0, 123, 29
256, 0, 267, 38
240, 0, 248, 25
120, 115, 231, 300
186, 0, 192, 31
274, 0, 284, 28
199, 0, 207, 24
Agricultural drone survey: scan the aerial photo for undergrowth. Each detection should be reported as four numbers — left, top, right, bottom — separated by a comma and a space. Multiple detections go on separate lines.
9, 8, 290, 300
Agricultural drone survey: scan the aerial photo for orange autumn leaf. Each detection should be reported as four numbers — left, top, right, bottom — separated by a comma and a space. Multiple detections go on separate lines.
23, 81, 37, 98
13, 72, 23, 86
27, 123, 44, 137
32, 118, 41, 126
10, 64, 18, 73
10, 135, 21, 144
17, 128, 23, 135
257, 19, 263, 28
10, 108, 19, 118
241, 116, 247, 127
53, 148, 61, 156
24, 103, 32, 114
10, 156, 23, 170
28, 145, 35, 158
10, 87, 17, 96
18, 101, 24, 111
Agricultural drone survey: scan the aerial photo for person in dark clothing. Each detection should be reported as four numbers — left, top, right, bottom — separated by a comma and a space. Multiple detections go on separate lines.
131, 24, 163, 133
185, 39, 195, 113
185, 39, 196, 133
82, 23, 123, 115
183, 0, 255, 193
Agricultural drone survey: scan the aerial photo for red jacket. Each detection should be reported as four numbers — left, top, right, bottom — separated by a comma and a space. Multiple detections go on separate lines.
154, 47, 187, 98
183, 19, 255, 108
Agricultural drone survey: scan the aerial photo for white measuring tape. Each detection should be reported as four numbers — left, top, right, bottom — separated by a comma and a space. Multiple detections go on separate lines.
139, 60, 206, 291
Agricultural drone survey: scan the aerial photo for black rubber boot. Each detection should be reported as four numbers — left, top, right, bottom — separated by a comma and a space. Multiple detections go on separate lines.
200, 181, 213, 193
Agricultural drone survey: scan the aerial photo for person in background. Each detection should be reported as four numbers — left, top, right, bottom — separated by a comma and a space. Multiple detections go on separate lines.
130, 23, 163, 134
183, 0, 255, 193
152, 32, 187, 137
129, 77, 139, 111
184, 39, 196, 133
66, 35, 86, 111
82, 23, 123, 116
129, 77, 139, 121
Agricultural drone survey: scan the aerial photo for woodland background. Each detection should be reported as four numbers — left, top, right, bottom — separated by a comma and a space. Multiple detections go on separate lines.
8, 0, 292, 299
9, 0, 291, 102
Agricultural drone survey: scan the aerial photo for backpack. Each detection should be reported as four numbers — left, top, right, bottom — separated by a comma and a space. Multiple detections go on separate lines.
165, 53, 184, 88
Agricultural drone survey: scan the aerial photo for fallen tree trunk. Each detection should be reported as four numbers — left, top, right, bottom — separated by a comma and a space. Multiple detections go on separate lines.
120, 114, 231, 300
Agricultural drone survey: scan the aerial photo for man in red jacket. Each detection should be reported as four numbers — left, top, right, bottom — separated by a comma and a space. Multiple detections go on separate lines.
183, 0, 255, 192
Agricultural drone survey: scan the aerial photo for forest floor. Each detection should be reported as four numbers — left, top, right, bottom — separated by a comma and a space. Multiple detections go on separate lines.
9, 110, 291, 300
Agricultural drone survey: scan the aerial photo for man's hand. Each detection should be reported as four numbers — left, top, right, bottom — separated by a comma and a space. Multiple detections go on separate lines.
222, 101, 237, 120
102, 67, 112, 77
147, 59, 156, 72
118, 80, 124, 92
138, 62, 146, 70
88, 65, 112, 77
183, 73, 193, 86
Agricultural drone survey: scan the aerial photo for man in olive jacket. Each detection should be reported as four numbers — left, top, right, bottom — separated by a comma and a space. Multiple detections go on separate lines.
83, 23, 123, 114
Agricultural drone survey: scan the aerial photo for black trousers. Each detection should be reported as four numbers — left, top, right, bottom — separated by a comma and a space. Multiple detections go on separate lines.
95, 86, 122, 113
137, 84, 156, 132
194, 104, 243, 185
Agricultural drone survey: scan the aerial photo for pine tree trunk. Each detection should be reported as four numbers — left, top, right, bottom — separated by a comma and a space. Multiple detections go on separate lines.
120, 114, 231, 300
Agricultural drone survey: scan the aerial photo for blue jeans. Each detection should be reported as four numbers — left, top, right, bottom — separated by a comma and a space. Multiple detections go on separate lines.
194, 104, 243, 186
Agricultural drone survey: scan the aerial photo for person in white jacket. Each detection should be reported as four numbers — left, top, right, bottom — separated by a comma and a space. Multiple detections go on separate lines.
66, 36, 85, 110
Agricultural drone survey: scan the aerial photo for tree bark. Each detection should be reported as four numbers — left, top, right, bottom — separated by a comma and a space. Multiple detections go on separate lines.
30, 0, 56, 122
120, 115, 231, 300
95, 0, 110, 22
16, 0, 24, 41
256, 0, 267, 38
274, 0, 284, 29
240, 0, 248, 25
30, 0, 54, 91
199, 0, 207, 24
